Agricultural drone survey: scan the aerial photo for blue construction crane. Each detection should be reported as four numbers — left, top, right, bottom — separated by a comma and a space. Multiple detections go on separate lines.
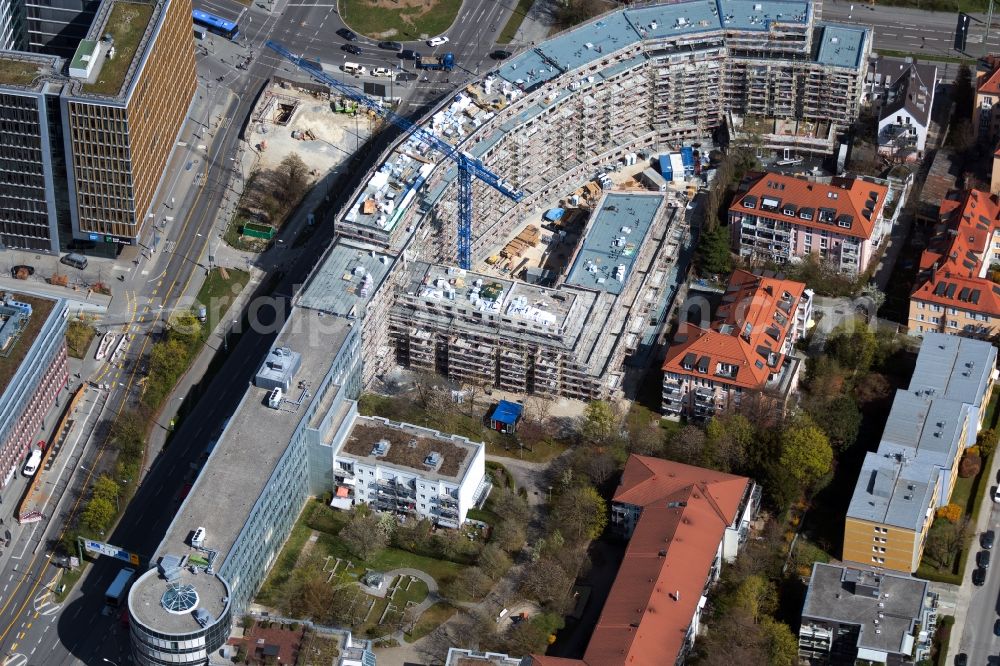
266, 40, 524, 269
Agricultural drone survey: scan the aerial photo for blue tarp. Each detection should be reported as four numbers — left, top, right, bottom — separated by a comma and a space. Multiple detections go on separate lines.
544, 208, 565, 222
491, 400, 524, 425
658, 155, 672, 180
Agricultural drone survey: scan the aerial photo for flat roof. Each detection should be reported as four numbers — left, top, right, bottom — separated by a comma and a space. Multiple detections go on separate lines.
537, 12, 641, 74
337, 417, 481, 483
0, 294, 56, 397
910, 331, 996, 409
565, 193, 663, 295
70, 40, 98, 72
846, 451, 937, 530
802, 563, 927, 656
879, 391, 966, 468
129, 566, 229, 636
718, 0, 809, 30
80, 0, 156, 95
0, 56, 46, 86
157, 308, 350, 564
298, 240, 395, 316
815, 23, 867, 69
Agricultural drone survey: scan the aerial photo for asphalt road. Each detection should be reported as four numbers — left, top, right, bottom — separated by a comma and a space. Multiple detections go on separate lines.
824, 1, 1000, 58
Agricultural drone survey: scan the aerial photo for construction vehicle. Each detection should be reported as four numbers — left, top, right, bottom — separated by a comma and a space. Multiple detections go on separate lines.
416, 52, 455, 71
267, 41, 522, 269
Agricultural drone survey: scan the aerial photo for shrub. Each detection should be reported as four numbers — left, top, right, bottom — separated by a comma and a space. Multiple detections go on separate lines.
935, 503, 962, 523
959, 453, 982, 478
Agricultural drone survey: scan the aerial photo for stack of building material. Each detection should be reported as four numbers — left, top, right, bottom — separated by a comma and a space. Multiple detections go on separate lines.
501, 225, 541, 259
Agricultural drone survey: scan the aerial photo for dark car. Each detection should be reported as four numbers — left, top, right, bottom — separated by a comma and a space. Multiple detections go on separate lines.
341, 44, 363, 55
395, 72, 418, 82
984, 530, 996, 550
956, 654, 968, 666
490, 49, 512, 60
973, 567, 987, 586
378, 40, 402, 51
399, 49, 421, 60
336, 27, 358, 41
994, 619, 1000, 637
979, 549, 992, 569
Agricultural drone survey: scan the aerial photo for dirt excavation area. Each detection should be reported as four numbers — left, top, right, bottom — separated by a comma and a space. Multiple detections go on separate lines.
247, 78, 377, 177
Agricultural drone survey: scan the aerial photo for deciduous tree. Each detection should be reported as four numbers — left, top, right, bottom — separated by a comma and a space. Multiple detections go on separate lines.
778, 416, 833, 491
340, 508, 388, 561
82, 496, 115, 532
550, 485, 607, 544
581, 400, 618, 446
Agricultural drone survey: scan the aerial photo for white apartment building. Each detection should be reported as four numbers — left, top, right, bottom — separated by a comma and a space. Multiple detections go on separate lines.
330, 412, 489, 528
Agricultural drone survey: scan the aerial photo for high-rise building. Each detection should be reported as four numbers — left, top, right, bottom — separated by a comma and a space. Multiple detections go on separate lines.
24, 0, 99, 55
0, 0, 195, 252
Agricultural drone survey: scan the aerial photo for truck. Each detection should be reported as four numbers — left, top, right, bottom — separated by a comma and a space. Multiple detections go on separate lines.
105, 567, 136, 608
415, 52, 454, 71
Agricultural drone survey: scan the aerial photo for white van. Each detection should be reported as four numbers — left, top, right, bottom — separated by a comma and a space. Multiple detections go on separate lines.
342, 62, 367, 76
22, 449, 41, 477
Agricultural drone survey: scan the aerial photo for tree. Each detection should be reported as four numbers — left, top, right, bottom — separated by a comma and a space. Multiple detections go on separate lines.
491, 488, 530, 524
520, 558, 572, 607
491, 520, 526, 554
549, 485, 607, 544
275, 154, 310, 202
925, 517, 972, 569
978, 428, 998, 459
935, 503, 962, 523
581, 400, 618, 445
478, 544, 511, 580
283, 557, 336, 621
826, 324, 876, 374
587, 452, 617, 485
761, 618, 799, 666
959, 452, 982, 478
340, 508, 389, 561
82, 496, 115, 532
806, 394, 861, 453
704, 414, 754, 472
92, 475, 120, 504
731, 574, 777, 624
446, 567, 492, 601
778, 416, 833, 491
696, 225, 733, 276
665, 424, 706, 466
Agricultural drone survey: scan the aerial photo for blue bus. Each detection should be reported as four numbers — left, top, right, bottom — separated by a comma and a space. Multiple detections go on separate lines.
192, 9, 239, 40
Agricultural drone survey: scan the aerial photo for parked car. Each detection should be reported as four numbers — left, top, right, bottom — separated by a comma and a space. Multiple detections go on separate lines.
979, 549, 991, 569
399, 49, 421, 60
378, 40, 402, 51
994, 619, 1000, 637
427, 36, 449, 47
973, 567, 987, 586
336, 27, 358, 41
371, 67, 393, 78
396, 72, 418, 81
490, 49, 512, 60
955, 654, 967, 666
342, 44, 362, 55
984, 530, 996, 550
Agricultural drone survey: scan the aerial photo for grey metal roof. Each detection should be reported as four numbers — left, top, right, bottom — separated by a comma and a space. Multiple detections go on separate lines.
815, 24, 868, 69
910, 331, 996, 410
298, 240, 395, 316
846, 451, 937, 531
801, 563, 927, 657
879, 391, 966, 470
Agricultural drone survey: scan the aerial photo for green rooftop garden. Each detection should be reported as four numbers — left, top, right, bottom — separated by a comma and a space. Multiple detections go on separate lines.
0, 58, 43, 86
0, 295, 54, 395
82, 1, 154, 95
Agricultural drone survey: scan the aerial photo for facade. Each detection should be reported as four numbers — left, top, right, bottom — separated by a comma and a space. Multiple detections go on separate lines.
843, 332, 996, 573
729, 171, 894, 274
25, 0, 100, 55
908, 190, 1000, 337
530, 455, 758, 666
865, 55, 937, 161
329, 413, 489, 528
798, 563, 939, 665
0, 0, 195, 252
975, 55, 1000, 146
0, 293, 66, 488
445, 649, 526, 666
0, 0, 24, 50
662, 269, 812, 420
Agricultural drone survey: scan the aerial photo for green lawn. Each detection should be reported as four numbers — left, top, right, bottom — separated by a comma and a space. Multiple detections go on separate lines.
66, 320, 96, 359
497, 0, 535, 44
316, 532, 466, 583
393, 577, 429, 606
256, 519, 313, 606
405, 602, 458, 642
195, 267, 250, 335
0, 57, 42, 85
339, 0, 462, 40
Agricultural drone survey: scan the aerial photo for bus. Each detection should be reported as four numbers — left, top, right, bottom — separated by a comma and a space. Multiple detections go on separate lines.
192, 9, 239, 40
105, 567, 135, 608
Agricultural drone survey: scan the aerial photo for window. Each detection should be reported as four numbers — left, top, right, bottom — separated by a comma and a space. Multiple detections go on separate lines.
949, 320, 958, 328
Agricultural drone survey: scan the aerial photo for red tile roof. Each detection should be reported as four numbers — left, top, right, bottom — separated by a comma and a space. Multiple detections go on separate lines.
731, 171, 888, 240
979, 57, 1000, 96
530, 456, 750, 666
661, 269, 807, 390
911, 190, 1000, 317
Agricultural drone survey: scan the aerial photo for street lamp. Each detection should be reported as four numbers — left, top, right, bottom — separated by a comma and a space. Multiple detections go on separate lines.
101, 658, 121, 666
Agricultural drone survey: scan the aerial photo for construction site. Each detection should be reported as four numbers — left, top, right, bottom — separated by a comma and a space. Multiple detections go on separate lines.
246, 77, 378, 177
319, 0, 873, 401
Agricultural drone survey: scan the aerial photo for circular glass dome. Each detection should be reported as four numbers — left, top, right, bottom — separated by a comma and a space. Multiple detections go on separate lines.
161, 583, 199, 614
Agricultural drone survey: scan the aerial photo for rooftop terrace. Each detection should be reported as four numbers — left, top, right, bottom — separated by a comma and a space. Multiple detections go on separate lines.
0, 294, 55, 397
565, 192, 664, 295
81, 0, 155, 95
338, 417, 480, 482
157, 307, 350, 565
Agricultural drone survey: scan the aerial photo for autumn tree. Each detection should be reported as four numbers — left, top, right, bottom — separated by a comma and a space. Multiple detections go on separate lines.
978, 428, 998, 459
935, 503, 962, 523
